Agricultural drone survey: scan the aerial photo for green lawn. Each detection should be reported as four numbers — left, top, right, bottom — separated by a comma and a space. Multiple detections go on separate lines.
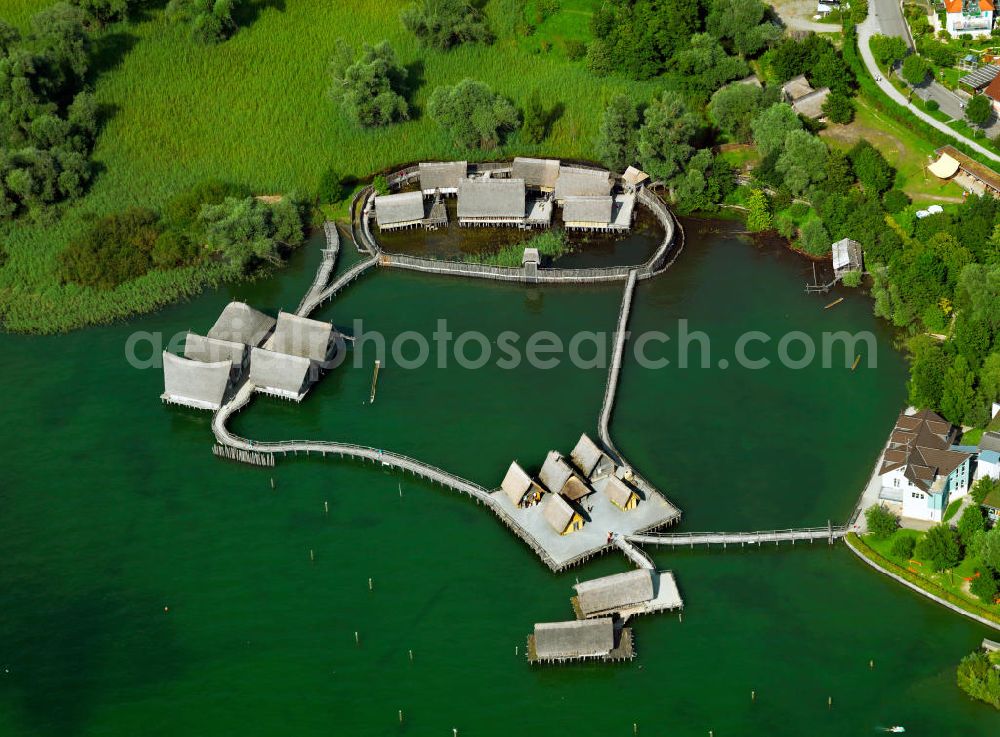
857, 530, 1000, 621
0, 0, 666, 333
820, 97, 965, 203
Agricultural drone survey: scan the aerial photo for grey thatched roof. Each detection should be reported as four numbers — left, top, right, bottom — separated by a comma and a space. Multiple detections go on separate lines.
512, 157, 561, 189
270, 311, 334, 362
782, 74, 814, 101
457, 178, 526, 218
540, 450, 591, 499
184, 332, 246, 366
501, 461, 544, 505
554, 166, 612, 199
540, 450, 572, 493
542, 492, 576, 533
208, 302, 276, 347
571, 434, 608, 477
622, 166, 649, 186
832, 238, 862, 271
562, 195, 613, 225
791, 87, 830, 119
375, 191, 426, 227
419, 161, 468, 191
602, 475, 638, 509
533, 618, 614, 659
522, 247, 540, 265
162, 351, 231, 410
248, 347, 312, 395
574, 569, 655, 616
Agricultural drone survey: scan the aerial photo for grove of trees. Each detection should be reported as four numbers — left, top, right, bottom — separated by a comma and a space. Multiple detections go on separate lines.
328, 41, 410, 127
427, 79, 519, 149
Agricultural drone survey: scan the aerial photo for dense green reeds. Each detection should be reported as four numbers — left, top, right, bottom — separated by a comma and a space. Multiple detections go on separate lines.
1, 0, 661, 333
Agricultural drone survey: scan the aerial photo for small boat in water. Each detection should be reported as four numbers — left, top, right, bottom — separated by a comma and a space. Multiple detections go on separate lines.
885, 727, 905, 734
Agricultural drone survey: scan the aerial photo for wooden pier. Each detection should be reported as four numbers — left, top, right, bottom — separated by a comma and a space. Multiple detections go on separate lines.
626, 523, 847, 548
295, 221, 340, 315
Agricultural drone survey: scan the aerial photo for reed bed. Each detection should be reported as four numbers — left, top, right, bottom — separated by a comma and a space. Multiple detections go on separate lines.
0, 1, 660, 333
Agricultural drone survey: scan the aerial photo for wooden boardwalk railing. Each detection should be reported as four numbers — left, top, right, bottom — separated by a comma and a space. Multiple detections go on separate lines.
613, 535, 656, 569
598, 270, 637, 460
626, 524, 847, 548
295, 221, 340, 316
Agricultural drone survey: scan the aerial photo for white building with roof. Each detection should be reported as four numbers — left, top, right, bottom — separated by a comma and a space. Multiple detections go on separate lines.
374, 191, 426, 230
878, 409, 972, 522
161, 352, 232, 411
418, 161, 468, 195
248, 347, 314, 402
208, 302, 276, 347
457, 178, 526, 226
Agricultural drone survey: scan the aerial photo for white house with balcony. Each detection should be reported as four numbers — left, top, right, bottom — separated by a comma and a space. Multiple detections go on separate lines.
878, 409, 972, 523
945, 0, 994, 37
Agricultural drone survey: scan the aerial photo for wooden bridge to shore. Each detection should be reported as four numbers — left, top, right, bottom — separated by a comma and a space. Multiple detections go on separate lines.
626, 524, 847, 548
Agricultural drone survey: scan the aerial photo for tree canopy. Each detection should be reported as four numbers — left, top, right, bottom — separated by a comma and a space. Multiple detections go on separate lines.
751, 102, 802, 158
166, 0, 238, 43
710, 82, 766, 143
401, 0, 492, 50
328, 41, 409, 127
637, 90, 698, 182
966, 93, 992, 127
706, 0, 781, 57
427, 79, 519, 149
596, 94, 640, 172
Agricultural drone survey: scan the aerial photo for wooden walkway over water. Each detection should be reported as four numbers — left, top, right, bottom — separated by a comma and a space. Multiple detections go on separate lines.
295, 222, 340, 316
626, 524, 847, 548
613, 535, 655, 569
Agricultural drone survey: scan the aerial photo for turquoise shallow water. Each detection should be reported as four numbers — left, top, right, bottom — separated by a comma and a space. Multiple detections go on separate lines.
1, 221, 999, 736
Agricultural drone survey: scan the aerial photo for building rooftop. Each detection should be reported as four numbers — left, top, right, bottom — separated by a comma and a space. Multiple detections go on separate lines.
574, 569, 655, 617
183, 332, 246, 366
248, 347, 312, 397
554, 165, 613, 200
419, 161, 468, 191
880, 409, 970, 492
457, 177, 526, 218
162, 351, 231, 410
959, 64, 1000, 89
375, 191, 426, 227
268, 312, 334, 363
208, 302, 276, 347
500, 461, 543, 505
512, 157, 561, 189
533, 618, 614, 660
791, 87, 831, 119
563, 195, 613, 225
542, 492, 577, 533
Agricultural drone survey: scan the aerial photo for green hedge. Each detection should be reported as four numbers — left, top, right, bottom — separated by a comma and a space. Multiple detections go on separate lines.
847, 533, 1000, 626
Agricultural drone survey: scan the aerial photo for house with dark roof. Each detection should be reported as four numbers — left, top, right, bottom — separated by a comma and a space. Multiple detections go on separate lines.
878, 409, 972, 522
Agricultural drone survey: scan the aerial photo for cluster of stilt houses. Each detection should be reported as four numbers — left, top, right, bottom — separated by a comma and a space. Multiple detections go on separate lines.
528, 567, 683, 664
372, 158, 648, 234
501, 434, 643, 536
161, 301, 339, 410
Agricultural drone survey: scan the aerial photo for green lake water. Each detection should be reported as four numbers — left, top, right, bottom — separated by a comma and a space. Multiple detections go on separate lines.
2, 221, 999, 736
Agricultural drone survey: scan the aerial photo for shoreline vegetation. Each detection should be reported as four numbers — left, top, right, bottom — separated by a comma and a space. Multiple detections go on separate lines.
464, 228, 571, 266
846, 533, 1000, 630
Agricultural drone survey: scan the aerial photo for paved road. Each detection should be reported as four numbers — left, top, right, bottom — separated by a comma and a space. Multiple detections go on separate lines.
858, 10, 1000, 163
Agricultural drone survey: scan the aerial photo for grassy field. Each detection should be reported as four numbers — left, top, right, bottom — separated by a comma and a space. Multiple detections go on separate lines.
855, 530, 1000, 622
820, 96, 966, 203
1, 0, 664, 333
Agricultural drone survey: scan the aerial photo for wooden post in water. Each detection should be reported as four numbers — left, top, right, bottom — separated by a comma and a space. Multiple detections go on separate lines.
310, 549, 315, 562
271, 477, 275, 490
369, 359, 381, 404
398, 710, 403, 724
355, 631, 359, 645
368, 577, 373, 591
324, 500, 329, 515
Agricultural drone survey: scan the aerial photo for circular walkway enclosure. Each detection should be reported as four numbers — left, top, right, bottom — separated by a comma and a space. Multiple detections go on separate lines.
352, 158, 682, 284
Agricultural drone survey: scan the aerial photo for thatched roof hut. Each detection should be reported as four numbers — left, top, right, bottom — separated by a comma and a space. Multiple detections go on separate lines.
512, 157, 561, 190
161, 351, 232, 411
457, 178, 526, 221
540, 450, 591, 500
208, 302, 276, 347
248, 347, 313, 401
562, 196, 613, 229
375, 191, 426, 229
574, 569, 655, 617
554, 165, 612, 200
419, 161, 468, 193
570, 434, 613, 478
602, 475, 640, 510
500, 461, 545, 507
532, 618, 614, 660
542, 492, 580, 534
622, 166, 649, 188
269, 312, 334, 363
183, 332, 247, 368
